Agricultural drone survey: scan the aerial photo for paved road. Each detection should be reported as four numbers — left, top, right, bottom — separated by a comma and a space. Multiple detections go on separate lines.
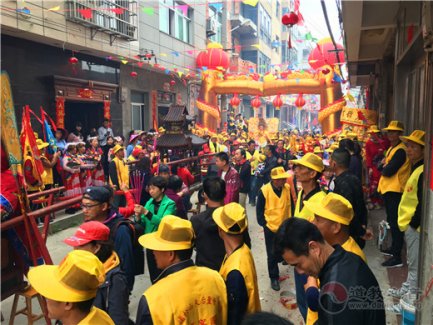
1, 199, 399, 324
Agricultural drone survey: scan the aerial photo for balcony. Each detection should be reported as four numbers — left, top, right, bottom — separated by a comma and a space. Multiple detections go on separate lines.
66, 0, 138, 44
230, 14, 257, 36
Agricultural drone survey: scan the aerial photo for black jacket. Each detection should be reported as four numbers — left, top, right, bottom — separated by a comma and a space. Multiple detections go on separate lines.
234, 161, 251, 193
261, 155, 278, 184
104, 210, 135, 291
93, 263, 130, 325
333, 170, 368, 248
318, 245, 386, 325
191, 207, 226, 271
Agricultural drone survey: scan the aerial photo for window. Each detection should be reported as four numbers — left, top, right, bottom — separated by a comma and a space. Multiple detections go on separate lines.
209, 6, 222, 43
159, 0, 192, 43
257, 52, 270, 74
131, 91, 148, 130
66, 0, 138, 39
259, 5, 271, 47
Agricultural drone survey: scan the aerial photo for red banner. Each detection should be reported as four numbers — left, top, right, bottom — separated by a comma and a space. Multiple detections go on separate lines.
56, 96, 65, 129
103, 100, 111, 120
151, 90, 158, 130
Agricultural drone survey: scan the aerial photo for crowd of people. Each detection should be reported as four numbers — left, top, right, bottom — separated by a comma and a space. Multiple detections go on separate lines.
22, 117, 426, 324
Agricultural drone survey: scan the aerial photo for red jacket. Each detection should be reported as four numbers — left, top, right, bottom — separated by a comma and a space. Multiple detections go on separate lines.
177, 167, 195, 187
218, 166, 240, 204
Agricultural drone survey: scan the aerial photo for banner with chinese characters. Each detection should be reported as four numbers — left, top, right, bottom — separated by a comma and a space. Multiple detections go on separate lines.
103, 100, 111, 120
55, 96, 65, 129
340, 107, 377, 127
151, 90, 158, 130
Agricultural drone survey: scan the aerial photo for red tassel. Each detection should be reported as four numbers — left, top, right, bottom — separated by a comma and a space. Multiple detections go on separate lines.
288, 34, 292, 49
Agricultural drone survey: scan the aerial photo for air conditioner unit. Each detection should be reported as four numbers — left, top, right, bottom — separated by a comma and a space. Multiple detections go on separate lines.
206, 18, 217, 37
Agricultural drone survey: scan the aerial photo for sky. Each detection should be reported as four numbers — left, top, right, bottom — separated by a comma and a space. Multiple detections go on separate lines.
299, 0, 342, 42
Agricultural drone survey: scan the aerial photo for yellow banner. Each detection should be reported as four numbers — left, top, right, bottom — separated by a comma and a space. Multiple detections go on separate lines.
340, 107, 377, 127
1, 71, 23, 174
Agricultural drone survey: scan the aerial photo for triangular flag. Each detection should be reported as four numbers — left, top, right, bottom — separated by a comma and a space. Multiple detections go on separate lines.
160, 53, 167, 57
121, 60, 128, 64
142, 7, 154, 15
186, 50, 194, 55
178, 71, 183, 77
171, 51, 180, 57
48, 6, 60, 11
243, 0, 259, 7
175, 5, 188, 16
305, 32, 313, 41
251, 44, 260, 49
78, 8, 93, 19
110, 8, 125, 15
137, 62, 144, 67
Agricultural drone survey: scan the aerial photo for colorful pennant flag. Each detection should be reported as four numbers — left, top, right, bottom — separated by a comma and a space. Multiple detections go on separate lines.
142, 7, 154, 15
243, 0, 259, 7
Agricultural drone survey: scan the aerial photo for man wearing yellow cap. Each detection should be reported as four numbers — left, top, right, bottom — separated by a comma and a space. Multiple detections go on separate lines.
388, 130, 425, 303
378, 120, 410, 268
256, 166, 292, 291
303, 193, 366, 325
289, 153, 326, 321
275, 218, 385, 324
213, 203, 261, 324
109, 144, 129, 208
28, 250, 114, 324
136, 216, 227, 324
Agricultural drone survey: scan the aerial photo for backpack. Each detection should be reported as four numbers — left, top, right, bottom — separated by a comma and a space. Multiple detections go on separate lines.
110, 219, 145, 276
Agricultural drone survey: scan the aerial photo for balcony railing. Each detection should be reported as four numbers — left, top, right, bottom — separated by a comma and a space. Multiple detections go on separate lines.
66, 0, 138, 44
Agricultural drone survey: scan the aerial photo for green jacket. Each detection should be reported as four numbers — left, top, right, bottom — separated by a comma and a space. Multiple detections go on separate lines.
141, 195, 176, 233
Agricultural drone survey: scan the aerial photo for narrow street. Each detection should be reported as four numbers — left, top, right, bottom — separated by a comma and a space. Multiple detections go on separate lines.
1, 194, 401, 324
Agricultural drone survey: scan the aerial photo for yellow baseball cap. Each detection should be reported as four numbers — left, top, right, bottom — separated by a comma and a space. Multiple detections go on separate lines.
138, 215, 194, 251
290, 153, 324, 173
304, 192, 354, 225
27, 250, 105, 302
382, 120, 404, 132
400, 130, 425, 146
112, 144, 124, 154
258, 154, 266, 162
325, 143, 339, 153
212, 202, 247, 235
270, 166, 290, 179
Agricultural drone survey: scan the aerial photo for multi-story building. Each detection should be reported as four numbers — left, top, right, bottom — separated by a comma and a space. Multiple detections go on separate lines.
1, 0, 206, 135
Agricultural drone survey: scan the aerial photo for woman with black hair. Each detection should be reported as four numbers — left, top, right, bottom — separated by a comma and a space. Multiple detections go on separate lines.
64, 221, 130, 325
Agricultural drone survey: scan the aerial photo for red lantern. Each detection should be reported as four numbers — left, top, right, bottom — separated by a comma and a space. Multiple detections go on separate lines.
130, 71, 138, 77
273, 94, 283, 110
196, 43, 230, 71
282, 12, 299, 26
230, 93, 241, 108
308, 38, 345, 70
170, 79, 176, 87
69, 56, 78, 64
295, 93, 306, 110
251, 96, 261, 109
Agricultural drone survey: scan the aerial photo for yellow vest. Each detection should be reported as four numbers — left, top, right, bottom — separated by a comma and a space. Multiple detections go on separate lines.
378, 143, 410, 194
398, 164, 423, 232
306, 236, 366, 325
78, 307, 114, 325
246, 150, 261, 175
209, 141, 220, 153
144, 265, 228, 325
261, 183, 291, 232
41, 155, 53, 186
219, 244, 261, 314
110, 157, 129, 187
342, 236, 367, 262
294, 190, 326, 222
